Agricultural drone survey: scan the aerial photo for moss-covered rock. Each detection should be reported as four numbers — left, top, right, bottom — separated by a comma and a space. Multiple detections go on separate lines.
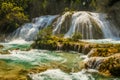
88, 48, 120, 57
85, 54, 120, 76
32, 36, 91, 53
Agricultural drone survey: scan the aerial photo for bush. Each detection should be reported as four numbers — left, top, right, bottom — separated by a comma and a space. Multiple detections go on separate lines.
72, 32, 82, 41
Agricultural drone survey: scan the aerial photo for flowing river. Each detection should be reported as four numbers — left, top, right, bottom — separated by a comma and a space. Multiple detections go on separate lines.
0, 39, 120, 80
0, 11, 120, 80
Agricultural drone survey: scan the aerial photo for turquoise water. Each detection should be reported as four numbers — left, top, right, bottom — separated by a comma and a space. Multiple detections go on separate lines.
0, 40, 120, 80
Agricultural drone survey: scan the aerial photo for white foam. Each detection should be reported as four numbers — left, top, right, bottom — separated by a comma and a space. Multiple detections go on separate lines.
0, 50, 64, 65
8, 38, 32, 44
29, 69, 95, 80
81, 39, 120, 44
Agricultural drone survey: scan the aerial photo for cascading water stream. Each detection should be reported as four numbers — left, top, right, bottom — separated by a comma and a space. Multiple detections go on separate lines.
9, 15, 58, 41
64, 12, 94, 39
91, 13, 119, 39
54, 11, 120, 39
53, 12, 71, 34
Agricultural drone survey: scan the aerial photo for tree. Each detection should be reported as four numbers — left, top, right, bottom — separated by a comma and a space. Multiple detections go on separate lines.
0, 2, 28, 33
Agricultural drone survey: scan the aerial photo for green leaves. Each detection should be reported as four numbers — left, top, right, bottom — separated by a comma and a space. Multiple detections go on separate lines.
0, 2, 29, 33
72, 32, 82, 41
1, 2, 14, 13
38, 27, 52, 40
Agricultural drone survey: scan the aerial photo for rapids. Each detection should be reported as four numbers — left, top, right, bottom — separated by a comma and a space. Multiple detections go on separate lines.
0, 40, 120, 80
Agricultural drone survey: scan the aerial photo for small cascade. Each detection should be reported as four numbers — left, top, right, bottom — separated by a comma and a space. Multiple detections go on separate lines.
53, 12, 72, 35
10, 15, 58, 41
91, 13, 119, 39
85, 57, 104, 69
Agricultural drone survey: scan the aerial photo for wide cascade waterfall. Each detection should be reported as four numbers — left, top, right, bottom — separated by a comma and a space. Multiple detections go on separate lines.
9, 11, 120, 41
9, 15, 58, 41
53, 11, 119, 39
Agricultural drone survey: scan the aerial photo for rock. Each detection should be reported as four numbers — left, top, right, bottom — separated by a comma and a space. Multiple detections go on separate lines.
88, 48, 119, 57
82, 44, 92, 55
0, 50, 10, 54
85, 54, 120, 76
108, 1, 120, 27
0, 45, 4, 48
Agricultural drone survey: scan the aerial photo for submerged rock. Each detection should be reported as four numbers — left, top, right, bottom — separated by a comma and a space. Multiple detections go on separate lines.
29, 61, 85, 74
0, 45, 10, 54
0, 50, 10, 54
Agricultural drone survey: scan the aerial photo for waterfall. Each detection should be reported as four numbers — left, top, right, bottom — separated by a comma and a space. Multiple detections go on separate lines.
91, 13, 119, 39
53, 12, 72, 34
54, 11, 120, 39
10, 15, 58, 41
9, 11, 120, 41
64, 12, 95, 39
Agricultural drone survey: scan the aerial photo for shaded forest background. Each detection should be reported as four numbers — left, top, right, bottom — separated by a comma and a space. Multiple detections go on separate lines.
0, 0, 119, 33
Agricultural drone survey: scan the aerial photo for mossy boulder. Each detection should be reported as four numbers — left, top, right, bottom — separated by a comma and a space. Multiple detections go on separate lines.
85, 54, 120, 76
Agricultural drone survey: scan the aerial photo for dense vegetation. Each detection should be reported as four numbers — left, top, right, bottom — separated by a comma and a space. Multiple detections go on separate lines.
0, 0, 29, 33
